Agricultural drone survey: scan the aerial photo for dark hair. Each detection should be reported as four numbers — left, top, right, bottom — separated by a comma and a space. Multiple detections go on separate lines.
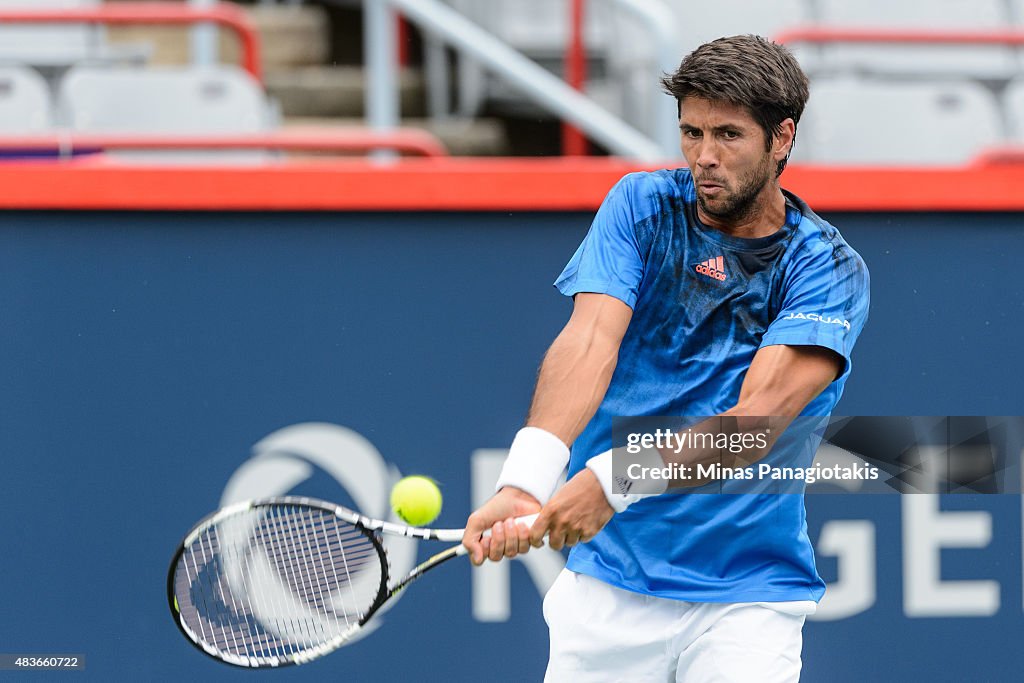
661, 35, 809, 175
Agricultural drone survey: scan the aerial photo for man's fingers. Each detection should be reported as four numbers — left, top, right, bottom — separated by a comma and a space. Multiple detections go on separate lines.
468, 541, 482, 566
529, 509, 551, 547
515, 521, 534, 552
462, 512, 489, 565
501, 519, 516, 558
470, 517, 537, 564
503, 519, 521, 558
462, 533, 482, 565
487, 520, 507, 562
547, 525, 566, 551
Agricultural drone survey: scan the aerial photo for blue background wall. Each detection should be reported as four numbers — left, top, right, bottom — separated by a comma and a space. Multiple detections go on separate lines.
0, 210, 1020, 681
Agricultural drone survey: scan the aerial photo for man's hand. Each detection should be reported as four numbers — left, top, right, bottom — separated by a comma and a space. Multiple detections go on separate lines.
529, 468, 613, 551
462, 487, 542, 566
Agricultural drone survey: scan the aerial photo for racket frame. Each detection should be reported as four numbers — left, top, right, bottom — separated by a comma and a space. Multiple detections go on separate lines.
167, 496, 479, 668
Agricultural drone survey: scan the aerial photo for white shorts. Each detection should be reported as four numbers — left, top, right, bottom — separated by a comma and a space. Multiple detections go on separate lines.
542, 569, 816, 683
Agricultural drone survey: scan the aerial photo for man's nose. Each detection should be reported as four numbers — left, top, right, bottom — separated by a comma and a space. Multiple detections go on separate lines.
695, 140, 719, 170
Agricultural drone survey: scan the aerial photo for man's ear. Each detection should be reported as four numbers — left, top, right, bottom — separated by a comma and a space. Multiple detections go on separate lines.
775, 118, 796, 160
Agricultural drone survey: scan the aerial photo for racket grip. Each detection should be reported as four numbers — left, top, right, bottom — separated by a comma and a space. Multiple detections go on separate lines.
479, 512, 540, 539
516, 512, 540, 528
457, 513, 542, 557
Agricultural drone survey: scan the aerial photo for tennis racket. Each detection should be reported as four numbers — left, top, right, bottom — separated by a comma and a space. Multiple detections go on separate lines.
167, 495, 538, 668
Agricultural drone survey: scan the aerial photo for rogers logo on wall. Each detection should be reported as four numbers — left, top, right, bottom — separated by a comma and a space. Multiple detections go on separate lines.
219, 422, 418, 641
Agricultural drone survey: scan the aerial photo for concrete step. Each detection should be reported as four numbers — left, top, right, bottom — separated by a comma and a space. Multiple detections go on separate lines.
266, 66, 425, 118
283, 117, 510, 157
106, 5, 329, 70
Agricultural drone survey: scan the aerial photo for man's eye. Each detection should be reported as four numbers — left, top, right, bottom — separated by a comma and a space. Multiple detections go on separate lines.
684, 129, 701, 139
722, 130, 739, 140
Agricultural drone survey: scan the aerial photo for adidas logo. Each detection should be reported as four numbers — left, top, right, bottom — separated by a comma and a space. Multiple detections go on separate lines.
695, 256, 727, 281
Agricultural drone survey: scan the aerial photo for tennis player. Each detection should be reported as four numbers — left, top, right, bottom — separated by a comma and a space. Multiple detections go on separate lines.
463, 35, 869, 682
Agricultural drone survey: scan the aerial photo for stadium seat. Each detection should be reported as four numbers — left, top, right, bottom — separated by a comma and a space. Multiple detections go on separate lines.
57, 66, 271, 134
793, 76, 1002, 164
0, 0, 106, 67
0, 66, 52, 132
1002, 78, 1024, 141
1006, 1, 1024, 77
672, 0, 811, 52
669, 0, 817, 70
56, 65, 273, 163
812, 0, 1016, 81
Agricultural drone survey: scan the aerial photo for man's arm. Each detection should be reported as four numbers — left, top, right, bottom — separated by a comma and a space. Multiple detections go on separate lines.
729, 343, 840, 418
530, 343, 843, 546
654, 344, 841, 488
461, 293, 632, 565
525, 293, 633, 442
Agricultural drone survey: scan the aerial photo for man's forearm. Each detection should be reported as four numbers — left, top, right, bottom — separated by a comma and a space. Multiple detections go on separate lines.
495, 293, 632, 506
658, 414, 790, 489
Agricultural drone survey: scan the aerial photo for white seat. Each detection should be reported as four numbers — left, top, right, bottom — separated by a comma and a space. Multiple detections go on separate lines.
671, 0, 812, 48
669, 0, 817, 71
58, 66, 270, 134
0, 0, 106, 67
794, 76, 1001, 164
1004, 1, 1024, 74
1001, 78, 1024, 141
813, 0, 1016, 80
57, 66, 272, 163
0, 66, 52, 132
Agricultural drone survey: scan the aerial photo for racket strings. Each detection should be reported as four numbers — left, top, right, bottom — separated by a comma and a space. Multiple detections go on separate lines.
173, 504, 386, 664
259, 508, 377, 610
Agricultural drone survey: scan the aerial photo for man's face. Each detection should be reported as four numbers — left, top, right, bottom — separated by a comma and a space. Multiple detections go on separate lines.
678, 96, 783, 225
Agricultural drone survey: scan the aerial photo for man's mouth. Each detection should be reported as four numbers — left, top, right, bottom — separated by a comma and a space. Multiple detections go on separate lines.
698, 180, 726, 195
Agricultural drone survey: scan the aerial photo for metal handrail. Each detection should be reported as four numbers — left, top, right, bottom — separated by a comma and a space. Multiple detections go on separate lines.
365, 0, 667, 161
596, 0, 679, 159
0, 2, 263, 81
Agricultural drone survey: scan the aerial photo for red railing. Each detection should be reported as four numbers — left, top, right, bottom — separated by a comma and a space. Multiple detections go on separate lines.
562, 0, 589, 156
775, 26, 1024, 47
0, 2, 263, 81
0, 129, 448, 158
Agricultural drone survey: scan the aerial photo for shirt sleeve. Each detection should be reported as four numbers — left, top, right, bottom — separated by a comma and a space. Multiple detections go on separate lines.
554, 174, 645, 309
759, 240, 870, 377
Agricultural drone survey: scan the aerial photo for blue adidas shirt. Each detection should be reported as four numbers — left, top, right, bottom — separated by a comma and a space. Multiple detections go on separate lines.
555, 168, 870, 602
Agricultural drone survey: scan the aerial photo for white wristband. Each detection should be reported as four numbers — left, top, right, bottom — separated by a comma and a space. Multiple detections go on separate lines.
586, 447, 668, 513
494, 427, 570, 505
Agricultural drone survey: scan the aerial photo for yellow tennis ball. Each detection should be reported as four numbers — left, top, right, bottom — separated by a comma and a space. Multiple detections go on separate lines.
390, 475, 442, 526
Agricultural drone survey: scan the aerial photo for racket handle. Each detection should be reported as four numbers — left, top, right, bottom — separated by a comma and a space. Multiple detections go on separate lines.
480, 512, 540, 539
433, 512, 542, 543
515, 512, 540, 528
456, 513, 542, 557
